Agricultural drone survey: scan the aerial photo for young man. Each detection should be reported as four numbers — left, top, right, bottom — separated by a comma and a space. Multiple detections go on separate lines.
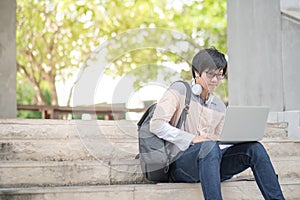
149, 48, 285, 200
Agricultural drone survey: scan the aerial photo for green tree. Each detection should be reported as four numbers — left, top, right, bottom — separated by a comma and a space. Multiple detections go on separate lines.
17, 0, 102, 105
17, 0, 227, 106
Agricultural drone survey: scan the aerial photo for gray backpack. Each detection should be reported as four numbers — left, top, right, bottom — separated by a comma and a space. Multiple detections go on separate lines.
137, 80, 191, 182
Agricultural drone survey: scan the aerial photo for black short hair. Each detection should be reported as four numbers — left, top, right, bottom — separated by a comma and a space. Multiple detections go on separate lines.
191, 47, 227, 78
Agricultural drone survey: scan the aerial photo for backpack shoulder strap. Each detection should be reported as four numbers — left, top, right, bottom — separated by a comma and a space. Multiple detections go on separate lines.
137, 80, 191, 129
137, 103, 157, 128
173, 80, 192, 129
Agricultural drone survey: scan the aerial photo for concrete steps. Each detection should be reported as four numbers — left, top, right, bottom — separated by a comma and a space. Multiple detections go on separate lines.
0, 156, 299, 188
0, 120, 298, 161
0, 160, 143, 188
1, 136, 300, 162
233, 156, 300, 180
0, 120, 138, 161
0, 119, 299, 199
1, 180, 300, 200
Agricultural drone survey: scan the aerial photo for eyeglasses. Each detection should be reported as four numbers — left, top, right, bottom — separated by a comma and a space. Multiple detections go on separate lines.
205, 71, 225, 80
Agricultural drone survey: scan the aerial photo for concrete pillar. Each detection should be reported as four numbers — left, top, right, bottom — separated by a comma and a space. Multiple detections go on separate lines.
281, 11, 300, 111
227, 0, 300, 137
227, 0, 283, 111
0, 0, 16, 118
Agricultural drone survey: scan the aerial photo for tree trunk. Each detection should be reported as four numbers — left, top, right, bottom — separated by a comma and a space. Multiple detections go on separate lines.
33, 81, 47, 105
49, 76, 58, 106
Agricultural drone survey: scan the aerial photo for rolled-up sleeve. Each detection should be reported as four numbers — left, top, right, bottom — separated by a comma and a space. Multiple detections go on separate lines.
149, 85, 195, 151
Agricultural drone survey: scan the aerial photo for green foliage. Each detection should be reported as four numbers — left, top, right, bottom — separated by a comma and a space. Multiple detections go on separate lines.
16, 73, 36, 105
17, 0, 103, 105
17, 110, 42, 119
16, 74, 42, 118
17, 0, 228, 108
16, 72, 51, 118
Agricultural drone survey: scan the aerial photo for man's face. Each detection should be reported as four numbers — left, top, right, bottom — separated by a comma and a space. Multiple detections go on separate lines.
200, 69, 224, 93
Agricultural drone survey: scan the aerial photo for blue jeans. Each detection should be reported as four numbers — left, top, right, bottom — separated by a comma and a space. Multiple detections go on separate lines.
170, 141, 285, 200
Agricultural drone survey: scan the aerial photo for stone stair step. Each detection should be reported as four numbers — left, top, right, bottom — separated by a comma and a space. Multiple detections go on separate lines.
264, 122, 288, 137
0, 119, 293, 162
0, 120, 138, 140
0, 120, 139, 161
233, 156, 300, 180
262, 139, 300, 157
1, 156, 299, 188
0, 160, 144, 188
0, 179, 299, 200
1, 137, 300, 161
0, 120, 287, 140
0, 139, 138, 161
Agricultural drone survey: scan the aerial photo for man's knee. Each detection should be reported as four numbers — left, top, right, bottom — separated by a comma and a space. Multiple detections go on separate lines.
197, 141, 221, 160
246, 142, 270, 161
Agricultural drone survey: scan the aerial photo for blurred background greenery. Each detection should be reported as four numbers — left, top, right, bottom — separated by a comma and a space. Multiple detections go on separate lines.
16, 0, 227, 118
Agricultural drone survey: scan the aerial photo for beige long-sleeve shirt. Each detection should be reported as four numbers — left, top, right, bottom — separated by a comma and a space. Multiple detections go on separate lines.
150, 81, 226, 152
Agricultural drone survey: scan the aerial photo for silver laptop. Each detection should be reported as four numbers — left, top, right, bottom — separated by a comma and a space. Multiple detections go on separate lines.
219, 106, 269, 144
